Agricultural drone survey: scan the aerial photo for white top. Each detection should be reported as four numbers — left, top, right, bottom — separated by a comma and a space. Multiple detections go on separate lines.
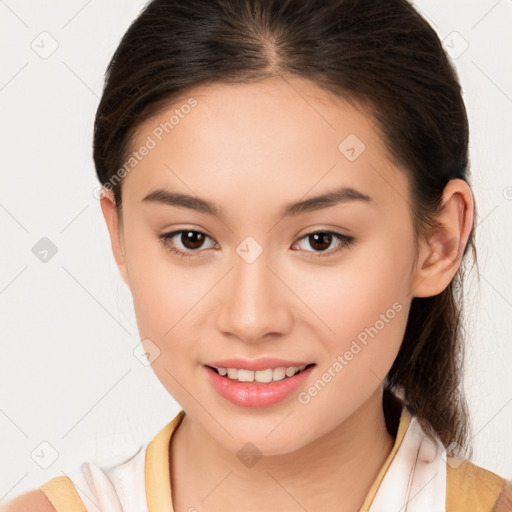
68, 445, 148, 512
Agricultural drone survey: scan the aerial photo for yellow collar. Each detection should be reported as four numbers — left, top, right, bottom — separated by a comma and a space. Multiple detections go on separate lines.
145, 409, 186, 512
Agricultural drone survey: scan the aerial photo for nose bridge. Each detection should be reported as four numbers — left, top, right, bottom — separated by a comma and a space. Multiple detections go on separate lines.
216, 237, 292, 342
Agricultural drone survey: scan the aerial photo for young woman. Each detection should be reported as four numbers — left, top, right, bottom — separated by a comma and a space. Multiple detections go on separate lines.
4, 0, 511, 510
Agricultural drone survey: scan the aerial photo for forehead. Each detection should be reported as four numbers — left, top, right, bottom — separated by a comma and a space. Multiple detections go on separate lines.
123, 77, 410, 218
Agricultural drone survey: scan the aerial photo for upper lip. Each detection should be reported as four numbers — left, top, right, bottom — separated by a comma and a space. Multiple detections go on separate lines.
204, 357, 315, 371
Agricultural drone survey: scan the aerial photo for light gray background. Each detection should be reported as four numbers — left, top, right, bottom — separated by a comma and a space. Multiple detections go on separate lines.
1, 0, 511, 501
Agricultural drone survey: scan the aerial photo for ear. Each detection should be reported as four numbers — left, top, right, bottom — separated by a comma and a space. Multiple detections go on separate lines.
99, 188, 131, 289
411, 178, 474, 298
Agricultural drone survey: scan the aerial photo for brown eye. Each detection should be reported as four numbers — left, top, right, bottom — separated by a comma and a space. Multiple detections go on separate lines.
159, 229, 217, 258
308, 232, 333, 251
179, 231, 206, 250
294, 230, 355, 257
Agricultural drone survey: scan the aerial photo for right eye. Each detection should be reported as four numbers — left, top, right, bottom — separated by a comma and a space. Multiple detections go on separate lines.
158, 230, 217, 259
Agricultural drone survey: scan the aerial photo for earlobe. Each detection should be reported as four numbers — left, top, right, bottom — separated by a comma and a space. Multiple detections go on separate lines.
99, 188, 131, 289
411, 179, 474, 298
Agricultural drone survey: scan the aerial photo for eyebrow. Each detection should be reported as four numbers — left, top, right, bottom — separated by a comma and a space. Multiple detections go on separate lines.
141, 186, 372, 218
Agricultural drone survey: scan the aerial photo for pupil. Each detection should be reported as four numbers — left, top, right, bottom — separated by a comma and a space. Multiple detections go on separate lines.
310, 232, 331, 251
182, 231, 204, 249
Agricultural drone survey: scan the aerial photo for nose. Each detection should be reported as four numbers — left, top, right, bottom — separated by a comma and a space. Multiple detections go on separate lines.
215, 247, 293, 344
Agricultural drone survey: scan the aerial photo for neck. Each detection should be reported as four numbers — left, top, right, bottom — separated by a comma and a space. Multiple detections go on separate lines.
170, 388, 396, 512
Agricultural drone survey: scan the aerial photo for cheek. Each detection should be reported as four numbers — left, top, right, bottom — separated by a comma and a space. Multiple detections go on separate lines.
122, 225, 208, 339
125, 233, 209, 400
292, 238, 411, 365
290, 249, 410, 414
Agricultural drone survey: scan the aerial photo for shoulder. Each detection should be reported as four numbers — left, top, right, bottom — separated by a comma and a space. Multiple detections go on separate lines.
1, 475, 87, 512
0, 489, 57, 512
494, 482, 512, 512
446, 457, 512, 511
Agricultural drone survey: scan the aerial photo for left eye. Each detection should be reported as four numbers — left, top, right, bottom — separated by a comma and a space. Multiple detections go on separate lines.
293, 230, 355, 257
159, 229, 355, 259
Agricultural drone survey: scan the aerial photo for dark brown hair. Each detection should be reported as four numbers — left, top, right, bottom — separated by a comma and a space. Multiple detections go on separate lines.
93, 0, 477, 455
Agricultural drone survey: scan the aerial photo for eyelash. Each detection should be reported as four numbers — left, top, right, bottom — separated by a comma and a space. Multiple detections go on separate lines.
158, 229, 355, 260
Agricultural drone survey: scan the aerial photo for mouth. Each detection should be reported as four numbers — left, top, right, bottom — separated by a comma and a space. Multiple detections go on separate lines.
204, 362, 316, 408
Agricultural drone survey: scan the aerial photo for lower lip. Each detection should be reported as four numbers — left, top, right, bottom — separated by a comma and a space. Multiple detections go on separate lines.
204, 365, 315, 408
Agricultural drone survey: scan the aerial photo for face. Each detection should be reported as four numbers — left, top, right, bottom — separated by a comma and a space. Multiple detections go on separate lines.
104, 77, 421, 455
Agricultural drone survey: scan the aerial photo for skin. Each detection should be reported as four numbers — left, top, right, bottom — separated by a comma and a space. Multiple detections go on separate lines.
99, 76, 474, 512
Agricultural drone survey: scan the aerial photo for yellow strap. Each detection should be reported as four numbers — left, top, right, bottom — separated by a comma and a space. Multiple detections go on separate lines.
446, 458, 506, 511
40, 475, 87, 512
146, 409, 186, 512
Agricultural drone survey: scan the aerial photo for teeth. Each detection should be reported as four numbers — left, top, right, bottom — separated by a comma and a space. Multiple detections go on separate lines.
226, 368, 238, 379
215, 365, 307, 383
